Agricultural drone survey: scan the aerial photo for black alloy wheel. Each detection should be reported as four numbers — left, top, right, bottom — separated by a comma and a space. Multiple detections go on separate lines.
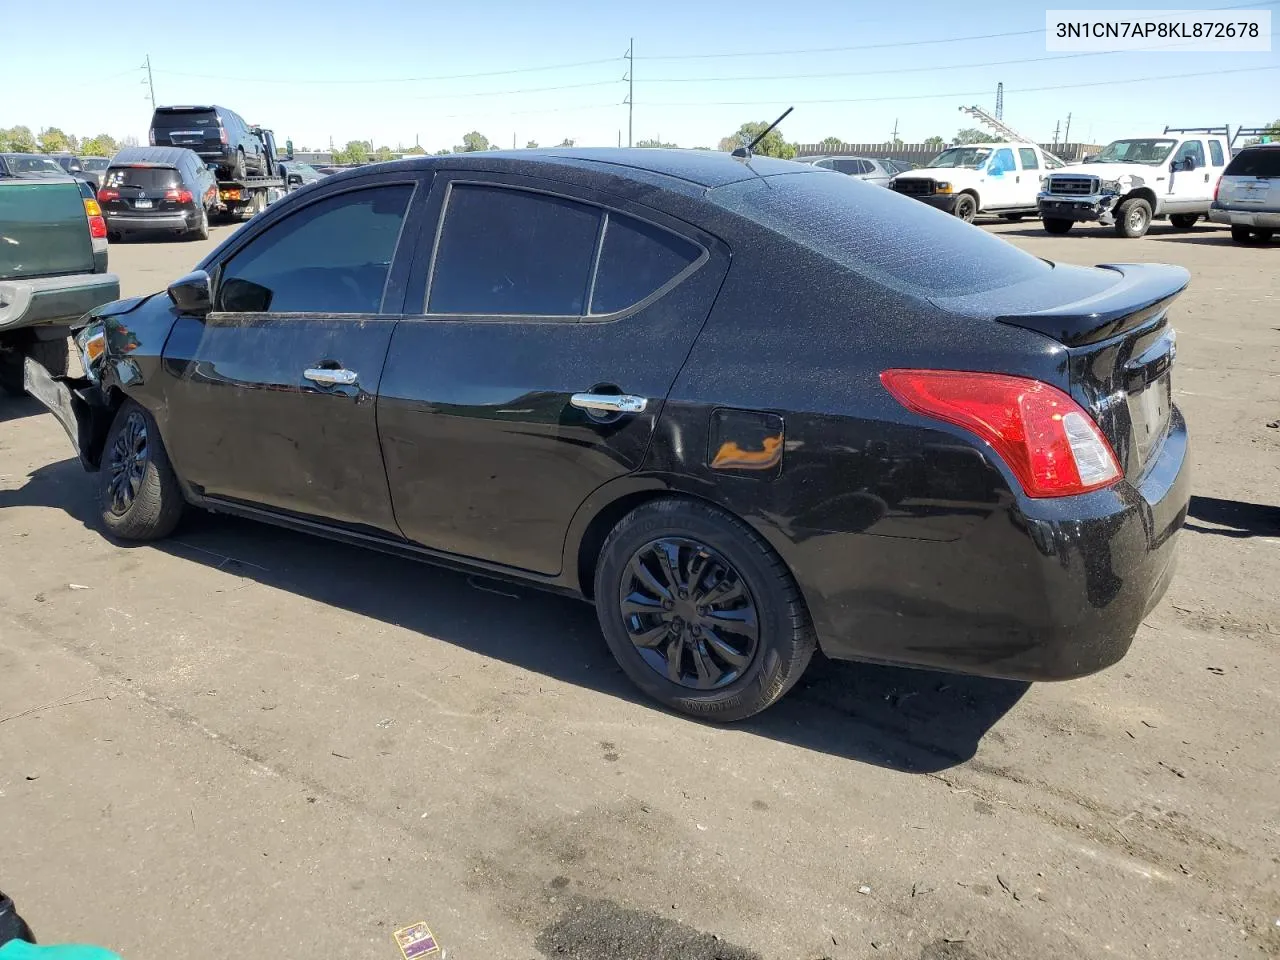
954, 194, 977, 223
106, 409, 148, 516
619, 537, 761, 690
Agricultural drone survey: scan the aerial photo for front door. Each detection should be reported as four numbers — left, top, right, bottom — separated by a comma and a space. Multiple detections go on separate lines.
161, 176, 425, 534
1167, 139, 1209, 210
980, 147, 1021, 209
376, 174, 729, 575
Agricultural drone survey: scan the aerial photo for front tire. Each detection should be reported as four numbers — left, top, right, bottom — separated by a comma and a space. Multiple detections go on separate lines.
99, 400, 185, 541
1001, 213, 1024, 222
1169, 213, 1198, 229
594, 498, 816, 722
1114, 197, 1152, 238
953, 194, 978, 223
1042, 217, 1073, 235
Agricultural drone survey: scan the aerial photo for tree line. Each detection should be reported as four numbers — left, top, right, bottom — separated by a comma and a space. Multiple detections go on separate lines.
0, 126, 133, 156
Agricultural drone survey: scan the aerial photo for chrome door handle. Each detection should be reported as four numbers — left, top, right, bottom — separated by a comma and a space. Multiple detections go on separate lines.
570, 392, 648, 414
304, 367, 358, 386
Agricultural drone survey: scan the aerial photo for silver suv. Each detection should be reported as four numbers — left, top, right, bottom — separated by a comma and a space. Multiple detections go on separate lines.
1209, 143, 1278, 244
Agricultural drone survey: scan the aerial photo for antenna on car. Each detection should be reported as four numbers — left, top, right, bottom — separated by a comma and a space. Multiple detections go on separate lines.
732, 107, 794, 159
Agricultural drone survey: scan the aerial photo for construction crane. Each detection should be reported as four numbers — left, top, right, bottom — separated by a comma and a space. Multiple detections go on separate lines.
959, 105, 1067, 165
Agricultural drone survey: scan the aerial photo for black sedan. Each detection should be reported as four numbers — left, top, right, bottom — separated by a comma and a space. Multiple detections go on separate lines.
22, 149, 1190, 721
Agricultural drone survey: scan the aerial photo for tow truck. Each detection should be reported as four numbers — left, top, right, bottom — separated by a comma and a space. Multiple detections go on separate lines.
212, 126, 288, 221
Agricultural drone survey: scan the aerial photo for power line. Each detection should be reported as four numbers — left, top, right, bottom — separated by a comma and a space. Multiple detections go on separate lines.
635, 28, 1045, 61
153, 56, 623, 85
411, 79, 620, 101
641, 64, 1280, 107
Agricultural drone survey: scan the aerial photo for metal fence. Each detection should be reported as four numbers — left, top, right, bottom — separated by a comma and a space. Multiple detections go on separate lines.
796, 142, 1104, 163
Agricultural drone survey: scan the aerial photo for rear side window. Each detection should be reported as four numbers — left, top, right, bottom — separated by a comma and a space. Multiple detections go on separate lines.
216, 184, 412, 314
1019, 148, 1040, 170
713, 172, 1050, 297
1225, 148, 1280, 177
1209, 140, 1224, 166
428, 184, 600, 315
591, 214, 701, 315
103, 166, 180, 190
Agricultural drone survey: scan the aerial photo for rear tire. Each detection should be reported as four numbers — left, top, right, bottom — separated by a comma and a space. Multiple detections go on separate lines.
189, 208, 209, 240
1114, 197, 1152, 238
1169, 213, 1199, 229
953, 194, 978, 223
593, 498, 816, 722
1230, 225, 1259, 244
99, 400, 185, 541
1042, 218, 1073, 235
0, 336, 68, 397
1257, 229, 1275, 242
231, 149, 246, 180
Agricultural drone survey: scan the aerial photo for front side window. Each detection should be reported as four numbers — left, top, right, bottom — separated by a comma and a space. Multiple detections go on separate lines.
1018, 148, 1040, 170
1173, 140, 1206, 169
216, 183, 412, 314
988, 149, 1015, 175
428, 184, 600, 316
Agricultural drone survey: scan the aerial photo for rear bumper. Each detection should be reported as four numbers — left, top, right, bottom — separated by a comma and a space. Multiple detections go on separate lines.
1208, 204, 1280, 228
784, 408, 1190, 681
104, 212, 197, 233
0, 272, 120, 334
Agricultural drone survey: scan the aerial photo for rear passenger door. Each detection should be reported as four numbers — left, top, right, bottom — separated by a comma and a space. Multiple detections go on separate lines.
376, 174, 729, 575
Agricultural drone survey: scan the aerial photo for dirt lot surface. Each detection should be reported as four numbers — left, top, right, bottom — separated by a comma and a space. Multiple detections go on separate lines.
1, 220, 1277, 960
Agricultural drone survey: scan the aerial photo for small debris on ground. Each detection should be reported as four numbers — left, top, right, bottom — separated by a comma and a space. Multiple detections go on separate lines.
68, 583, 91, 590
858, 885, 872, 895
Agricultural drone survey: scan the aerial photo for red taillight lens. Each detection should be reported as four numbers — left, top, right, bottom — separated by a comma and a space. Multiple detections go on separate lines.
1213, 177, 1221, 202
164, 188, 194, 203
880, 369, 1122, 498
97, 187, 120, 201
220, 128, 228, 144
88, 215, 107, 239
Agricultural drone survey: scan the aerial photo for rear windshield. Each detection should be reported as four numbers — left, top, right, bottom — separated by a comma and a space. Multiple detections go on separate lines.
3, 155, 65, 177
104, 166, 181, 189
1225, 147, 1280, 178
153, 110, 219, 130
712, 171, 1051, 297
81, 158, 110, 171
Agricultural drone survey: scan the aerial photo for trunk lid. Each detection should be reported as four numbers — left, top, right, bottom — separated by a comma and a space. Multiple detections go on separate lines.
0, 179, 94, 281
935, 262, 1189, 481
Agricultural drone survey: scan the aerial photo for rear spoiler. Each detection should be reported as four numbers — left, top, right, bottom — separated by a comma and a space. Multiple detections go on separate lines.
996, 263, 1189, 347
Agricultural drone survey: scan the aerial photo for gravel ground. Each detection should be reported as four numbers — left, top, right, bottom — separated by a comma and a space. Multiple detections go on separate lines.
1, 218, 1276, 960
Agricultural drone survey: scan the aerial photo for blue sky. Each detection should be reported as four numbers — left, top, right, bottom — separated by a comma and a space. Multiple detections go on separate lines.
3, 0, 1276, 151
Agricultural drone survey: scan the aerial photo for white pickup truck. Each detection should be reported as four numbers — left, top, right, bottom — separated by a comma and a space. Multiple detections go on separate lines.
1038, 127, 1231, 238
890, 142, 1061, 222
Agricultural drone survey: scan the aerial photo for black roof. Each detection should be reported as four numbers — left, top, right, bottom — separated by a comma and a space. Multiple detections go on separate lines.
321, 148, 820, 198
110, 146, 201, 168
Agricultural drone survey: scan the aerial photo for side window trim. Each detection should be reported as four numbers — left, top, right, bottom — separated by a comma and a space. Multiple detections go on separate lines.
207, 177, 424, 317
419, 177, 710, 324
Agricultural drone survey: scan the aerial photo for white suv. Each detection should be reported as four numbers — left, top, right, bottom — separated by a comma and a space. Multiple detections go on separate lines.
1038, 128, 1231, 238
1209, 143, 1279, 244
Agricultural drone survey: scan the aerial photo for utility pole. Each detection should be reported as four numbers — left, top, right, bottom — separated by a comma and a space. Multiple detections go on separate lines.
891, 118, 899, 144
142, 55, 156, 109
995, 82, 1004, 121
618, 129, 622, 148
624, 38, 634, 148
1063, 112, 1073, 146
513, 132, 516, 149
1052, 119, 1061, 150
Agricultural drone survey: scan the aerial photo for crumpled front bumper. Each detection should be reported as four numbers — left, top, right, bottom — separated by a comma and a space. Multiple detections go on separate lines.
1038, 191, 1121, 225
22, 357, 110, 470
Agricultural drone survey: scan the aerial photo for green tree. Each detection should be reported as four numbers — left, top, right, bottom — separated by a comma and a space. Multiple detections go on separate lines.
79, 134, 119, 157
38, 127, 77, 153
923, 135, 946, 148
525, 140, 539, 149
331, 140, 371, 164
557, 138, 575, 147
373, 145, 394, 161
954, 127, 990, 145
1242, 118, 1280, 145
636, 138, 678, 148
455, 131, 490, 153
402, 145, 426, 155
433, 148, 451, 156
819, 136, 843, 149
1, 125, 39, 152
720, 120, 797, 159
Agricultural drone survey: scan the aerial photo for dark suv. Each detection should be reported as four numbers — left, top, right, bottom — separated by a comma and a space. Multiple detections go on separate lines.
98, 147, 217, 241
149, 105, 267, 179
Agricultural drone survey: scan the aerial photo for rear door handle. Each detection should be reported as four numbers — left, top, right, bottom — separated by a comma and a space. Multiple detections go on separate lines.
304, 367, 358, 386
570, 393, 648, 414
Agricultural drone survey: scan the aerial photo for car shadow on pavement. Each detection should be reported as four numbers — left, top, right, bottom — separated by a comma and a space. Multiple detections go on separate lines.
1146, 234, 1267, 247
1185, 495, 1280, 538
0, 396, 47, 424
0, 457, 1027, 774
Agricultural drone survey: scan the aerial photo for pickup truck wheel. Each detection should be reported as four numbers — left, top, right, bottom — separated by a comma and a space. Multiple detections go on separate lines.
1230, 225, 1254, 243
1169, 213, 1199, 229
99, 400, 184, 541
1114, 198, 1152, 238
953, 194, 977, 223
0, 337, 67, 397
594, 498, 817, 722
1042, 218, 1073, 235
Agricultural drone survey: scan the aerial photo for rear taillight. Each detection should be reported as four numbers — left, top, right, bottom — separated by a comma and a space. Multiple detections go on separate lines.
1213, 177, 1222, 202
148, 127, 156, 145
83, 197, 107, 239
165, 188, 194, 203
220, 128, 228, 145
880, 369, 1122, 498
97, 187, 119, 201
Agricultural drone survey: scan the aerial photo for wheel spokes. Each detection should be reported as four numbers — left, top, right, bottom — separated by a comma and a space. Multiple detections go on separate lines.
664, 633, 686, 682
628, 555, 672, 602
620, 591, 664, 619
704, 606, 759, 642
653, 541, 684, 595
703, 631, 750, 669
